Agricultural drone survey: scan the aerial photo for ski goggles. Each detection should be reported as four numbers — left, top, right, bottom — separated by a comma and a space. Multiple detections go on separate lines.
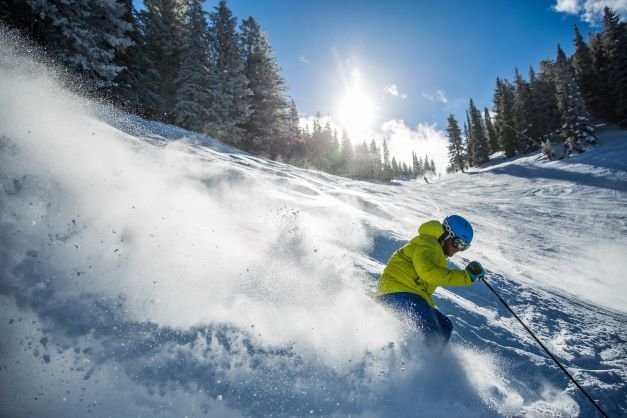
443, 221, 470, 251
452, 238, 470, 251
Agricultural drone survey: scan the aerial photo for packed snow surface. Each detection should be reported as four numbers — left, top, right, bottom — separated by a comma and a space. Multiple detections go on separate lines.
1, 32, 626, 417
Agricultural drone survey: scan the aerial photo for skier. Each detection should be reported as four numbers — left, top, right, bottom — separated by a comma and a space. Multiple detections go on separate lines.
376, 215, 485, 347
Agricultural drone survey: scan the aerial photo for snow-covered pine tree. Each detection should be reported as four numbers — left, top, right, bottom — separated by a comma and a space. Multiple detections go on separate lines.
381, 139, 393, 181
140, 0, 184, 121
339, 129, 354, 175
173, 0, 213, 132
240, 16, 289, 157
368, 139, 381, 179
423, 155, 434, 173
554, 44, 596, 155
305, 113, 323, 166
26, 0, 132, 90
532, 61, 561, 140
412, 153, 423, 176
352, 142, 370, 179
464, 111, 475, 166
572, 25, 599, 119
493, 77, 518, 158
283, 98, 305, 161
588, 33, 614, 122
513, 69, 537, 154
207, 0, 251, 144
391, 156, 399, 178
0, 0, 38, 40
111, 0, 146, 112
483, 107, 499, 153
446, 114, 465, 173
601, 7, 627, 127
468, 99, 490, 165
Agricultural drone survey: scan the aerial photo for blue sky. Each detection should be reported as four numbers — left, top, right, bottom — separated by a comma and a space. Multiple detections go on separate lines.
136, 0, 626, 170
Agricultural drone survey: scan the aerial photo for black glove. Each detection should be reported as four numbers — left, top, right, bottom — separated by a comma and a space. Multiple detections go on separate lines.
466, 261, 485, 282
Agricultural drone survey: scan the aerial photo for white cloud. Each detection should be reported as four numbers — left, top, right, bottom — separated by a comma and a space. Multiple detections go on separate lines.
299, 55, 310, 64
385, 84, 408, 99
553, 0, 627, 23
553, 0, 581, 14
385, 84, 399, 96
380, 120, 450, 175
422, 89, 448, 104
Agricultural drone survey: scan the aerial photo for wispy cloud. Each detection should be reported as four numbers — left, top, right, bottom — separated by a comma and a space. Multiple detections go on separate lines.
552, 0, 627, 23
422, 89, 448, 104
299, 55, 310, 64
384, 84, 407, 99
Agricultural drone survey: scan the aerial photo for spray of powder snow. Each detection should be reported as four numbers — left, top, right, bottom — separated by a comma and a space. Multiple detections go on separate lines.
0, 27, 404, 360
0, 28, 582, 417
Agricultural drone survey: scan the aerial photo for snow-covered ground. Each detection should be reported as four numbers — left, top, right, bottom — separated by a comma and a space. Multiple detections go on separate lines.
1, 33, 626, 418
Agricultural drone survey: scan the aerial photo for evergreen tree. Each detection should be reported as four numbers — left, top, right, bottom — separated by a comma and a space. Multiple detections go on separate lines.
382, 139, 393, 181
283, 99, 305, 161
368, 139, 381, 179
602, 7, 627, 126
468, 99, 490, 165
493, 77, 518, 157
207, 0, 251, 144
572, 25, 598, 118
513, 69, 537, 153
305, 113, 323, 167
140, 0, 184, 121
339, 129, 354, 175
26, 0, 132, 90
240, 16, 288, 156
111, 0, 146, 112
483, 107, 499, 153
588, 33, 614, 122
173, 0, 214, 131
554, 44, 596, 154
0, 0, 39, 42
412, 152, 423, 176
391, 157, 399, 178
353, 142, 370, 179
532, 61, 561, 140
446, 114, 465, 172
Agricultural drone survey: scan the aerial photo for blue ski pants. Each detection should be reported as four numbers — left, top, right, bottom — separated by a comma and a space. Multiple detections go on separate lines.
377, 292, 453, 346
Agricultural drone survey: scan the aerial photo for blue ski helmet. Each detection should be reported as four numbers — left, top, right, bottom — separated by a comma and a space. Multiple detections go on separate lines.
442, 215, 473, 250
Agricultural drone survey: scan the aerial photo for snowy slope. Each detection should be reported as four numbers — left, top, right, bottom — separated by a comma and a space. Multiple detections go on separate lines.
1, 34, 626, 418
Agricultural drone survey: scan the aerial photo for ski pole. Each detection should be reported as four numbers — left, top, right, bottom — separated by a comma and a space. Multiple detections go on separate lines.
482, 276, 609, 418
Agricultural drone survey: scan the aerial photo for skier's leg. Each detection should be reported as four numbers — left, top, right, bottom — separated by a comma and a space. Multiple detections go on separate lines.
432, 309, 453, 345
377, 293, 448, 345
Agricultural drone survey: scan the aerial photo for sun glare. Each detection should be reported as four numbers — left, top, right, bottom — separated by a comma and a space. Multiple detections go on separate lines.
336, 69, 375, 141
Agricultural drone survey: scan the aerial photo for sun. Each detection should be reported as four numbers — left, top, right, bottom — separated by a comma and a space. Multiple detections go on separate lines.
336, 69, 376, 141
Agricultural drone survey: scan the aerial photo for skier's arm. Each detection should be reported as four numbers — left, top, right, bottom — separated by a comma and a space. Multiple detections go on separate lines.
412, 248, 471, 287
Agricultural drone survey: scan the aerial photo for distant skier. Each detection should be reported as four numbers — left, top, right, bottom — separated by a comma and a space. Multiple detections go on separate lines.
376, 215, 485, 347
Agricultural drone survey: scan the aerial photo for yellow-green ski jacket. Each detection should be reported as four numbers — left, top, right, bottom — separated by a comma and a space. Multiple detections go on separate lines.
376, 220, 472, 307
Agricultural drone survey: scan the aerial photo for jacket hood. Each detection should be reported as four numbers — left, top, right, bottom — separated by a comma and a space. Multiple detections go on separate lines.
418, 220, 445, 239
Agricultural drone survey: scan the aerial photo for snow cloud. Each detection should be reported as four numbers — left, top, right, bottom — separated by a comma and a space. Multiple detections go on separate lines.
380, 119, 450, 174
422, 89, 449, 104
553, 0, 627, 23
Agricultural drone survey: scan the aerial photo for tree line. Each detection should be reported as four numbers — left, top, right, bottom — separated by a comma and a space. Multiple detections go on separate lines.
1, 0, 436, 182
298, 113, 436, 182
447, 7, 627, 172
